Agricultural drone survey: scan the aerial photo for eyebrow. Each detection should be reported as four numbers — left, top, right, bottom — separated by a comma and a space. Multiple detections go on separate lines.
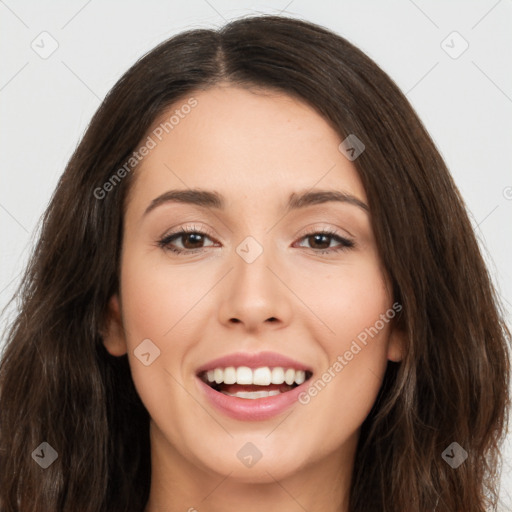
142, 188, 369, 218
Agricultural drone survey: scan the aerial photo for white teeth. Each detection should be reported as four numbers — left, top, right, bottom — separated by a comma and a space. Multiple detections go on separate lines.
294, 370, 306, 385
221, 389, 281, 399
223, 366, 236, 385
284, 368, 295, 385
236, 366, 253, 385
271, 367, 285, 384
214, 368, 223, 384
204, 366, 309, 386
253, 367, 272, 386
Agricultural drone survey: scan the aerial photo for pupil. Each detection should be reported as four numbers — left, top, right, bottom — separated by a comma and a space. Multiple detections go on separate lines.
310, 234, 329, 249
185, 233, 203, 248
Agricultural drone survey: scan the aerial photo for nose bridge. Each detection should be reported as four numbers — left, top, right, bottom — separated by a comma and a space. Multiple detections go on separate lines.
232, 233, 277, 300
217, 231, 292, 330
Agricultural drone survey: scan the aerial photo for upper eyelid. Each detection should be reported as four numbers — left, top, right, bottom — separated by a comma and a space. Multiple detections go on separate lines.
162, 224, 216, 241
161, 225, 350, 239
161, 221, 354, 239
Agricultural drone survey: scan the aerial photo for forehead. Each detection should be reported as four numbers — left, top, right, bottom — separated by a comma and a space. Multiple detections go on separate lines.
126, 85, 366, 214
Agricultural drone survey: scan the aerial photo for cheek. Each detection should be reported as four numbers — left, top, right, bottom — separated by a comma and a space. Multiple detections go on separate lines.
296, 256, 391, 344
119, 250, 207, 348
117, 252, 200, 400
329, 261, 393, 380
293, 257, 393, 432
117, 252, 205, 436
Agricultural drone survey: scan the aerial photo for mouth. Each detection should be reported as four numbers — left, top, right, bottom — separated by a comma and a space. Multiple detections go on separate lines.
198, 366, 313, 399
195, 352, 314, 420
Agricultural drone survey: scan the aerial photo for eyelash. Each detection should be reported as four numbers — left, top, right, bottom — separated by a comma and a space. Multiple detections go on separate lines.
157, 225, 355, 255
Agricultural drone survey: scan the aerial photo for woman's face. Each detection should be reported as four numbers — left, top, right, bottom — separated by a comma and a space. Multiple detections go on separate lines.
103, 84, 403, 484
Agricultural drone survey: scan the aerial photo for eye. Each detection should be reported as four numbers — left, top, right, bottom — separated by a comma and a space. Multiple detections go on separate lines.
157, 225, 218, 254
294, 229, 355, 254
157, 226, 355, 255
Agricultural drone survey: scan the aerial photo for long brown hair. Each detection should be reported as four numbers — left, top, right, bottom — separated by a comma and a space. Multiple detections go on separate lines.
0, 14, 509, 512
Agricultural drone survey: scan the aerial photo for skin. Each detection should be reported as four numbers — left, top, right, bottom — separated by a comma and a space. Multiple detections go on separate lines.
103, 84, 404, 512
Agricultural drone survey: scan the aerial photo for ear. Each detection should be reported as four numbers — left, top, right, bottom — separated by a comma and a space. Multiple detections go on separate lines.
101, 294, 128, 356
386, 325, 406, 363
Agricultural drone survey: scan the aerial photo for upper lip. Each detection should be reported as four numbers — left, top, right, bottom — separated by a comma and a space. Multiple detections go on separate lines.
196, 351, 313, 375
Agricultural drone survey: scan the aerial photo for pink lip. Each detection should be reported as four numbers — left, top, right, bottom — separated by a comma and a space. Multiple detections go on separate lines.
195, 351, 313, 421
195, 351, 313, 374
196, 377, 310, 421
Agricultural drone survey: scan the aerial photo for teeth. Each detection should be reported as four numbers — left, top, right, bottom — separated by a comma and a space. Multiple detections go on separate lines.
236, 366, 253, 385
204, 366, 308, 386
271, 367, 285, 384
221, 389, 281, 399
253, 367, 272, 386
223, 367, 236, 384
214, 368, 223, 384
284, 368, 295, 385
294, 370, 306, 385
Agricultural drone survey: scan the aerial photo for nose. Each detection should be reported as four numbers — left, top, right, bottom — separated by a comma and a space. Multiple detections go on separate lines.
217, 239, 293, 333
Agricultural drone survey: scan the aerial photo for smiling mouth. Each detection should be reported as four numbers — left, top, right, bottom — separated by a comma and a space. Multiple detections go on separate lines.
198, 366, 313, 399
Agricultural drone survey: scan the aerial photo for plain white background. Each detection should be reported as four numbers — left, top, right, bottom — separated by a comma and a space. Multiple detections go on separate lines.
1, 0, 511, 509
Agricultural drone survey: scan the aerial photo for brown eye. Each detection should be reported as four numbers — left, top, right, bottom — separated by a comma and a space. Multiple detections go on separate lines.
179, 232, 206, 249
295, 230, 355, 254
307, 234, 332, 250
158, 228, 217, 254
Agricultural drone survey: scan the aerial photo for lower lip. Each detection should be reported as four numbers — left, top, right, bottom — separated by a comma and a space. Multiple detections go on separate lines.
197, 377, 309, 421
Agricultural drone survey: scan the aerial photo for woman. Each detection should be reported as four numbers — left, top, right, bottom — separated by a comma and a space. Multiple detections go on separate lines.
0, 14, 509, 512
